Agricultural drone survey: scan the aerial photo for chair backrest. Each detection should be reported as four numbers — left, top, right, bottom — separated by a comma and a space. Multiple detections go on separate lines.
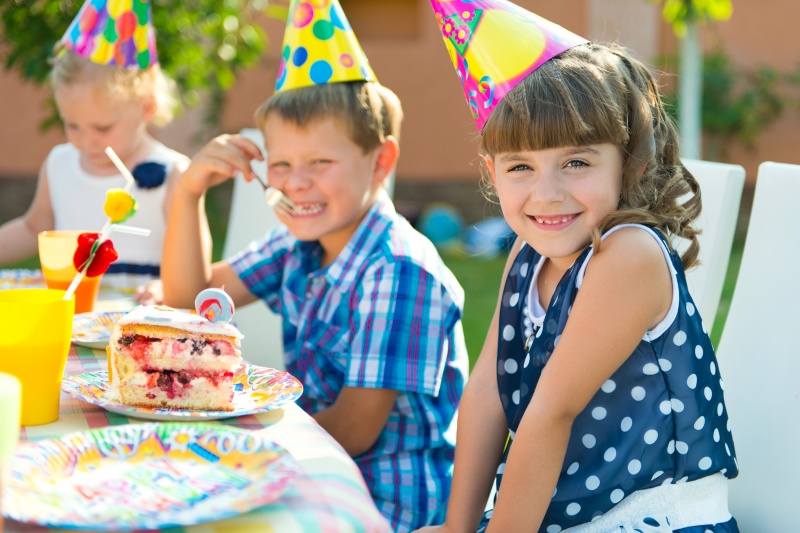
222, 128, 284, 370
716, 162, 800, 530
678, 159, 745, 331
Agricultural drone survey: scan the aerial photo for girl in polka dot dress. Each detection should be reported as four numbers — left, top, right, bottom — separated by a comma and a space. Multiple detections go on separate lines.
415, 10, 739, 533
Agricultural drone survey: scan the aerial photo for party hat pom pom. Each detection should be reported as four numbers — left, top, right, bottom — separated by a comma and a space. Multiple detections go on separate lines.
104, 188, 138, 223
72, 232, 119, 277
195, 287, 235, 324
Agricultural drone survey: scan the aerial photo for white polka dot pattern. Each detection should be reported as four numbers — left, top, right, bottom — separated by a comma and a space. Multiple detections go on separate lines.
487, 228, 737, 532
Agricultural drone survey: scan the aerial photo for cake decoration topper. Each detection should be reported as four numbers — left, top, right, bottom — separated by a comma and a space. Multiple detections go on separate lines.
195, 287, 235, 324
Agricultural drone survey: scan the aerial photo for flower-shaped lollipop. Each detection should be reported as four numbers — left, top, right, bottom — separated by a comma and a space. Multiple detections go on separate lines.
195, 287, 235, 324
103, 189, 138, 223
72, 232, 119, 277
61, 147, 152, 303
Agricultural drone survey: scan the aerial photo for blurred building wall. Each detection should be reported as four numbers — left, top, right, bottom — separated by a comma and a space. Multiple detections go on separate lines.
1, 0, 798, 185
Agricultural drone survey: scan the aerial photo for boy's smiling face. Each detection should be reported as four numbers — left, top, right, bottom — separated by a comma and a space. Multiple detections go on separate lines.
263, 114, 394, 266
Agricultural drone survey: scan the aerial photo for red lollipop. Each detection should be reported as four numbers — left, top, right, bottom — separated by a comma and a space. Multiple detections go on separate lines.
72, 232, 119, 277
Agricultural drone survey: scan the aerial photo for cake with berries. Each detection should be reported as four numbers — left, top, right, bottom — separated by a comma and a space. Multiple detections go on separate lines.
108, 305, 243, 410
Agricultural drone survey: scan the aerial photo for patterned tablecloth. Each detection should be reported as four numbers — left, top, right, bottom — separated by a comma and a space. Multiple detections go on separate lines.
1, 270, 391, 533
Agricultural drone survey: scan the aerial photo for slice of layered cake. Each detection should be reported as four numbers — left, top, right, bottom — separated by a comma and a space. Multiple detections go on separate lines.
109, 305, 244, 410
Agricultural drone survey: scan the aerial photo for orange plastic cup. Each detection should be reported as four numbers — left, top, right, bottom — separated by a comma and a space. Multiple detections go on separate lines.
0, 289, 75, 426
38, 230, 102, 314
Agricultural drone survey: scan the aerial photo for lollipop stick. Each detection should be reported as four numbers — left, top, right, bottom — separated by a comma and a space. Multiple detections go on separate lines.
104, 146, 136, 192
61, 225, 151, 301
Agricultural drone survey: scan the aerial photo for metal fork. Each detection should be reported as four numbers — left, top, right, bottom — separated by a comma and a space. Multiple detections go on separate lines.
252, 174, 296, 216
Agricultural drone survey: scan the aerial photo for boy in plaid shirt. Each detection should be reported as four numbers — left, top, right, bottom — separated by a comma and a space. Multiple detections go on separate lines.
161, 4, 467, 530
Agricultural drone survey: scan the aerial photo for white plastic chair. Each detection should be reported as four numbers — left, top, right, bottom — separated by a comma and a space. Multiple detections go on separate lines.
716, 162, 800, 531
222, 128, 284, 370
677, 159, 745, 331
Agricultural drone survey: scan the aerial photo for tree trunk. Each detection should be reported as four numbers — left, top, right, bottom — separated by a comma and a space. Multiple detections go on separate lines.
679, 20, 702, 159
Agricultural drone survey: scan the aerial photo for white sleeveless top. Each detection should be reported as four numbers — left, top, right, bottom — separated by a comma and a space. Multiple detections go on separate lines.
46, 142, 189, 290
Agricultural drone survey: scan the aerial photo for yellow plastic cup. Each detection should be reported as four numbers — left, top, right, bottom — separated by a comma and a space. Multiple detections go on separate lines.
0, 289, 75, 426
38, 230, 103, 314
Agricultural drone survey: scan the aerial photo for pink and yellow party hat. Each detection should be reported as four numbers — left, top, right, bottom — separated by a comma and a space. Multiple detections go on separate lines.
430, 0, 588, 130
275, 0, 376, 92
59, 0, 158, 69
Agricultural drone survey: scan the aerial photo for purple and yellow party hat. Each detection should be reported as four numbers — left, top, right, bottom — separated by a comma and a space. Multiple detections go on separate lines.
430, 0, 587, 130
59, 0, 158, 69
275, 0, 376, 92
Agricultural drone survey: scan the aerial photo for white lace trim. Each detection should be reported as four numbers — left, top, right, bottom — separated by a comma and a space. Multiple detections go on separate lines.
560, 473, 731, 533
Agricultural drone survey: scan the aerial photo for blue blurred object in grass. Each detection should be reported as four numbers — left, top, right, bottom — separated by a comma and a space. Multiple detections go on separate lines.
464, 217, 515, 258
417, 203, 464, 250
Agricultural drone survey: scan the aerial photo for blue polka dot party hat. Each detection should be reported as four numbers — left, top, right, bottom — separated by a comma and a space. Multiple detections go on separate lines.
59, 0, 158, 69
275, 0, 376, 92
429, 0, 587, 131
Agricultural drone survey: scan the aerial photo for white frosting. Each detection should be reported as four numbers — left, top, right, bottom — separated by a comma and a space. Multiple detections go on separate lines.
118, 305, 244, 340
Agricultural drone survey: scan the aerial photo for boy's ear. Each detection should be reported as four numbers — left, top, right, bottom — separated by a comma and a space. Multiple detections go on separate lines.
371, 136, 400, 186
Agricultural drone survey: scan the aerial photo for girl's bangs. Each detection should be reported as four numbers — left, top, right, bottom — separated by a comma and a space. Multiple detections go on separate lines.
481, 64, 628, 156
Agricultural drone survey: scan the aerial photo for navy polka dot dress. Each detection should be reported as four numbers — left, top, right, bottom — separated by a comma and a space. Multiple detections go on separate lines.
479, 225, 738, 532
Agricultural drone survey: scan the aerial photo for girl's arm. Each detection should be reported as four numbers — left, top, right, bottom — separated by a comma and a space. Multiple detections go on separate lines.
0, 161, 54, 265
416, 239, 524, 533
162, 135, 262, 308
485, 227, 672, 532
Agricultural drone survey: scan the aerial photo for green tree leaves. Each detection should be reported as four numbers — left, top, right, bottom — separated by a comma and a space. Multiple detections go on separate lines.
0, 0, 271, 130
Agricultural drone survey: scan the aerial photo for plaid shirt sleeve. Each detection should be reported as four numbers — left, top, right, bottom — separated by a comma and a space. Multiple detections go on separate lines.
228, 227, 294, 313
346, 258, 456, 397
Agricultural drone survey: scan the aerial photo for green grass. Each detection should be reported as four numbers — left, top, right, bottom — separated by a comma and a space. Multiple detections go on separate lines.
709, 237, 744, 347
442, 253, 508, 368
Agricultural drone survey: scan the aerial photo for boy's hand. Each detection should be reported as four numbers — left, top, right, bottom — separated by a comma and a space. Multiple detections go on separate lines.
178, 134, 264, 196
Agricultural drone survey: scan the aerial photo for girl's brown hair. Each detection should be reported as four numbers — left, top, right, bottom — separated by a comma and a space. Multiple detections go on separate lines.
50, 49, 178, 127
481, 43, 701, 269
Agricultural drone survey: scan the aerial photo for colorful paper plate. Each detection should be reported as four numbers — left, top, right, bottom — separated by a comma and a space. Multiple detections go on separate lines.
72, 310, 127, 348
2, 423, 300, 530
0, 269, 45, 289
62, 364, 303, 421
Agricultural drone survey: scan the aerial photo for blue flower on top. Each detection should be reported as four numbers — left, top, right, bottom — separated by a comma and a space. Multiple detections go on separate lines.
132, 162, 167, 189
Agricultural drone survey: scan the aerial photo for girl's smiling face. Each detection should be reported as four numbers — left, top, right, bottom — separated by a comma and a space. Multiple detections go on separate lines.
488, 143, 623, 266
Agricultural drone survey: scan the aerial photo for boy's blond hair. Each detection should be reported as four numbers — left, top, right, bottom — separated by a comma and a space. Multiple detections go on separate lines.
50, 49, 178, 126
255, 81, 403, 153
